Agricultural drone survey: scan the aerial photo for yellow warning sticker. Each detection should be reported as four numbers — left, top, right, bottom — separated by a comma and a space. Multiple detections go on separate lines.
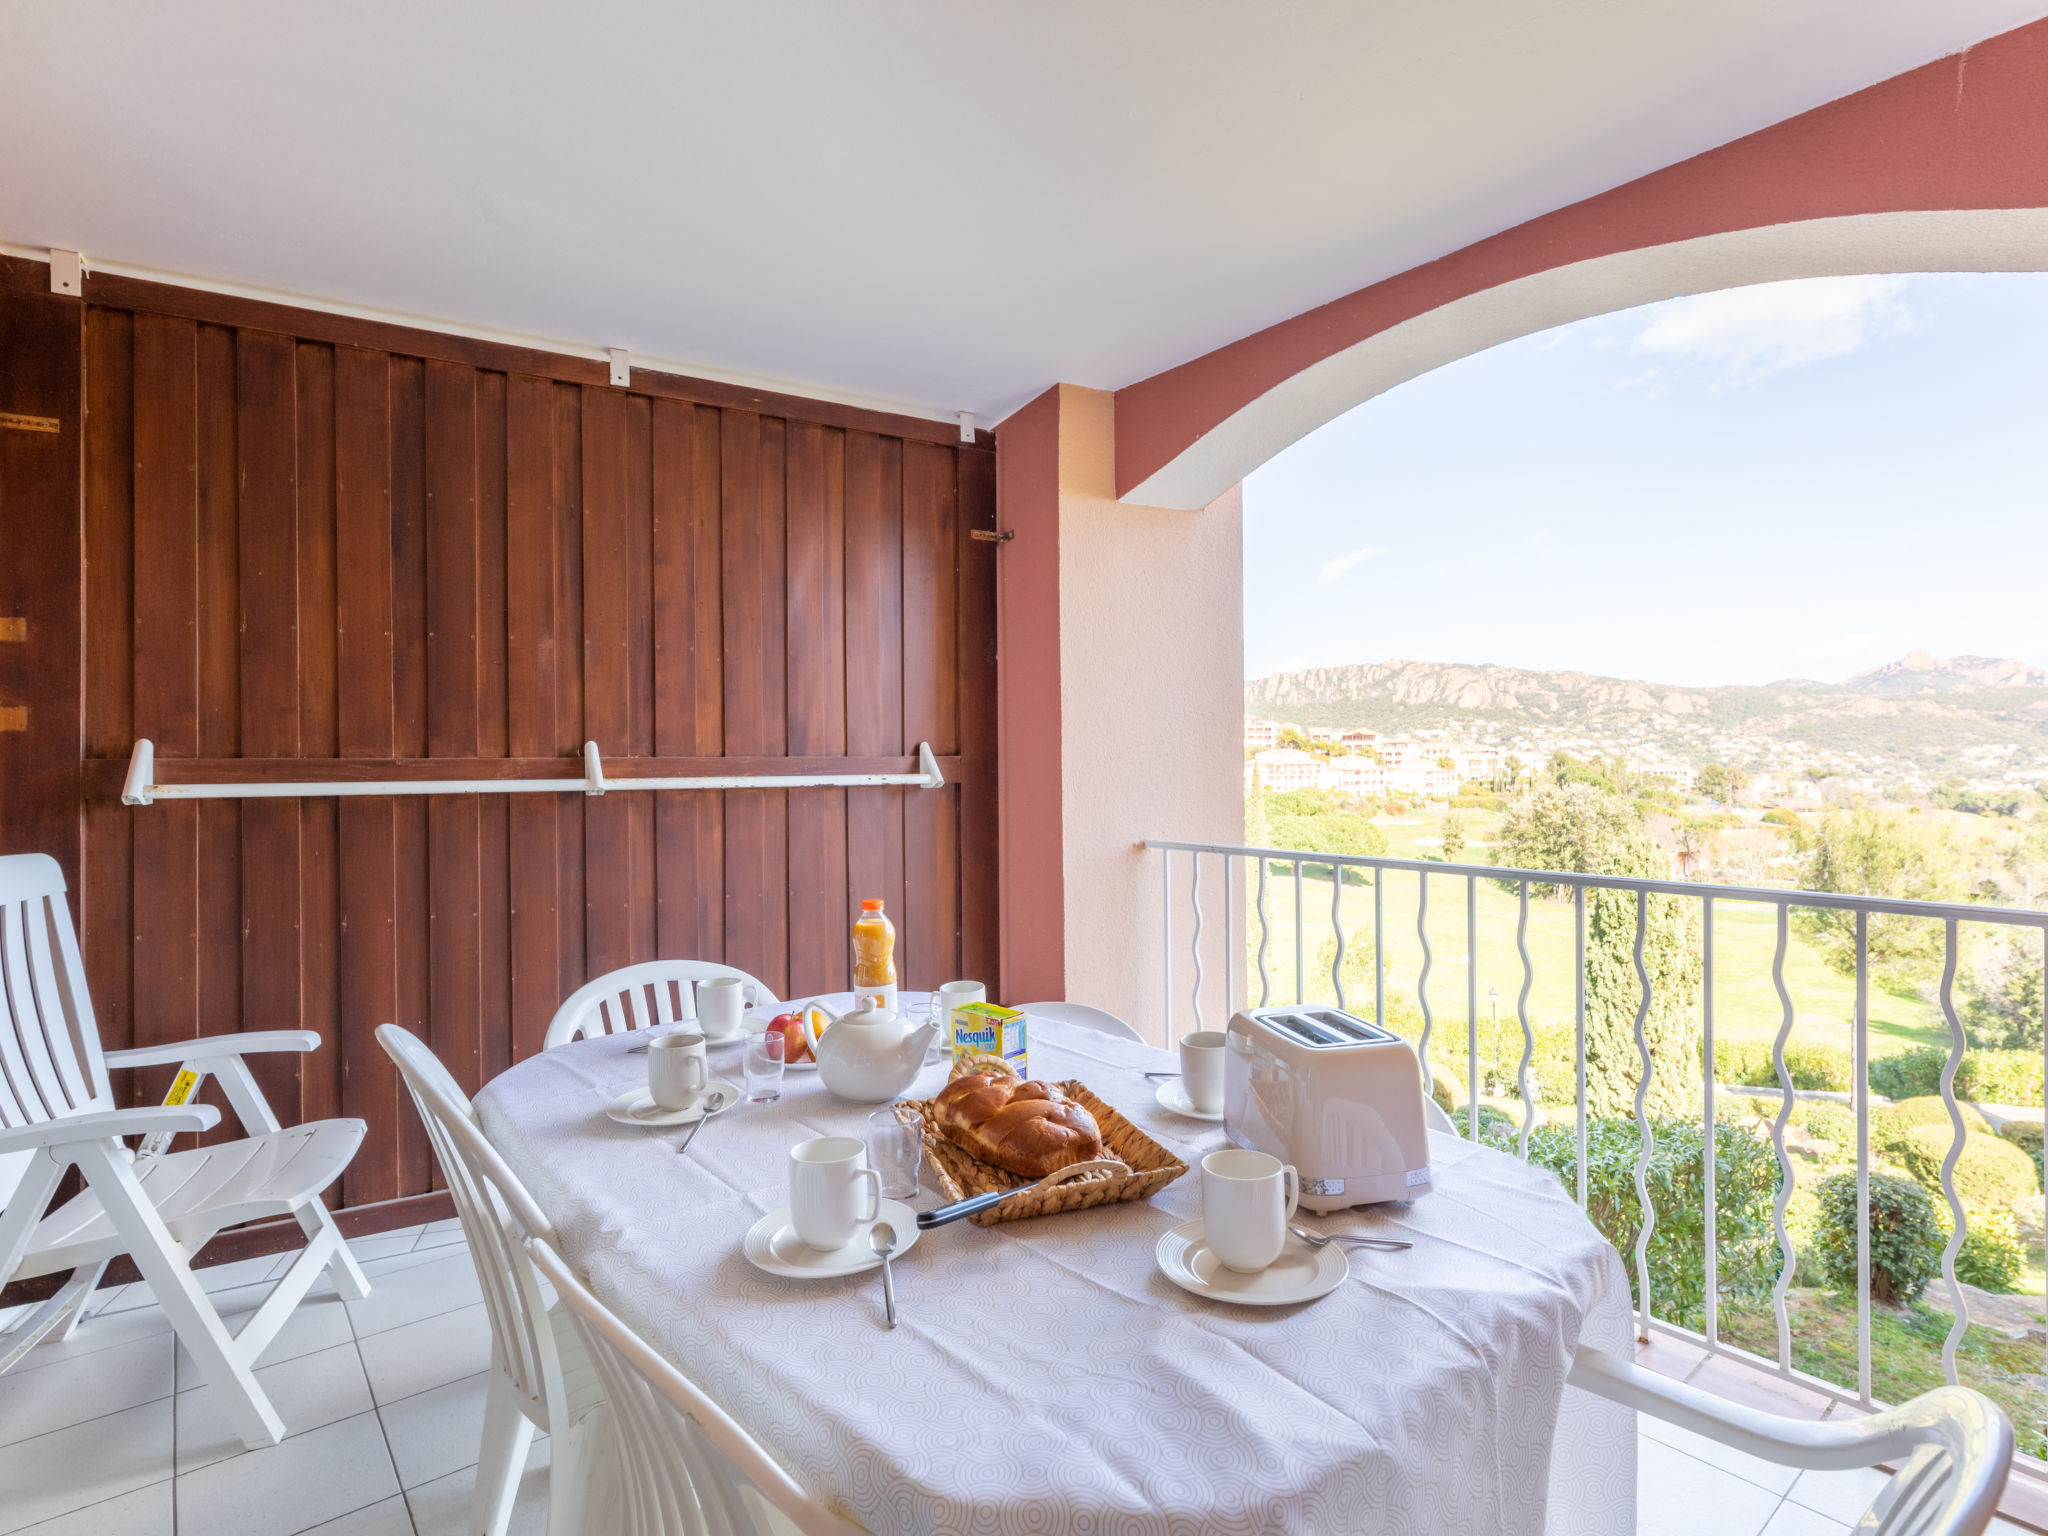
162, 1068, 200, 1107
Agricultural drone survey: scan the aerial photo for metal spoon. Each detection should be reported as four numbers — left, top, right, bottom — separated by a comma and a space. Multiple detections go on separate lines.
1289, 1223, 1412, 1252
869, 1222, 899, 1328
675, 1092, 720, 1156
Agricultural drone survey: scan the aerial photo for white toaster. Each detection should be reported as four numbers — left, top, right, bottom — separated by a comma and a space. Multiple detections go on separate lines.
1224, 1006, 1433, 1211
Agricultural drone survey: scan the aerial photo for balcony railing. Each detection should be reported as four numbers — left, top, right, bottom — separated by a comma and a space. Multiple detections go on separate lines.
1144, 837, 2048, 1457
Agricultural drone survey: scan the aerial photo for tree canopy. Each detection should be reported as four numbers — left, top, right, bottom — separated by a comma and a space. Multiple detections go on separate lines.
1793, 804, 1965, 987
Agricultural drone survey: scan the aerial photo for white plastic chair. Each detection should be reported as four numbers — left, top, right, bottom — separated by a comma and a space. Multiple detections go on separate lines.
379, 1024, 606, 1536
1569, 1347, 2012, 1536
0, 853, 368, 1448
527, 1233, 866, 1536
1012, 1001, 1143, 1043
544, 961, 780, 1051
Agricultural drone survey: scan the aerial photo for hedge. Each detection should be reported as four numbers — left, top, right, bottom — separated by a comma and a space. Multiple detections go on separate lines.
1715, 1040, 1856, 1093
1896, 1126, 2038, 1210
1998, 1120, 2044, 1184
1873, 1097, 1991, 1158
1869, 1046, 2044, 1107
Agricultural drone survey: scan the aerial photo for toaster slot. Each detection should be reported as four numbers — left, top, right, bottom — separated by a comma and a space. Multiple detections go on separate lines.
1255, 1007, 1398, 1048
1305, 1011, 1393, 1044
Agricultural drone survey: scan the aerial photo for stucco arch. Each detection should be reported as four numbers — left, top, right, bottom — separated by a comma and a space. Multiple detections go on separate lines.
1125, 208, 2048, 510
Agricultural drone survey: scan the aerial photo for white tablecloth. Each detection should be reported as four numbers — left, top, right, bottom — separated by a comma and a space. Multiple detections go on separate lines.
475, 1006, 1636, 1535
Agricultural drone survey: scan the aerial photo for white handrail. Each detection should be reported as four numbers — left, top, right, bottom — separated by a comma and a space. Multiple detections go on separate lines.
120, 739, 944, 805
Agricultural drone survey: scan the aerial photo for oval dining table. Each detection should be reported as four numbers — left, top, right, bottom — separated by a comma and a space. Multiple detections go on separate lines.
474, 998, 1638, 1536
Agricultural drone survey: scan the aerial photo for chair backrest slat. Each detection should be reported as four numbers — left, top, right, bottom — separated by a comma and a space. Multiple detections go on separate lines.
544, 962, 780, 1050
0, 856, 110, 1131
378, 1026, 565, 1428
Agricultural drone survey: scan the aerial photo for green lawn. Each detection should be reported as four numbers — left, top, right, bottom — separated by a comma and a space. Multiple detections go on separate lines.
1246, 811, 1949, 1060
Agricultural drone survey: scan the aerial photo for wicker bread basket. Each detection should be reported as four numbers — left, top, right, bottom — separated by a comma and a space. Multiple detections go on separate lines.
893, 1079, 1187, 1227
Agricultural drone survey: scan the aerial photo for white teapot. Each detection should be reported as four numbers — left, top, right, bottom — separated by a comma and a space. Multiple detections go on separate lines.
800, 995, 939, 1103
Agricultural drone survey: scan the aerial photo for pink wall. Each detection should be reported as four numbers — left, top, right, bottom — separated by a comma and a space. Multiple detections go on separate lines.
995, 385, 1065, 1001
1114, 17, 2048, 499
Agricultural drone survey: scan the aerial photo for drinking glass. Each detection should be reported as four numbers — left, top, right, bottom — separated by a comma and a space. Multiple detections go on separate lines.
744, 1029, 785, 1103
867, 1109, 923, 1200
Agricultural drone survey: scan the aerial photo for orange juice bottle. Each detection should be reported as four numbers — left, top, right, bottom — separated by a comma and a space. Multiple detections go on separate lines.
852, 899, 898, 1014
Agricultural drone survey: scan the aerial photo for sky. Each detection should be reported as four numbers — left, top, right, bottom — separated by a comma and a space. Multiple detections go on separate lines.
1242, 272, 2048, 688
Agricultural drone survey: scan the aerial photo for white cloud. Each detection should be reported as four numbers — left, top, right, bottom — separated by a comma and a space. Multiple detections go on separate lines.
1317, 545, 1384, 583
1631, 276, 1915, 386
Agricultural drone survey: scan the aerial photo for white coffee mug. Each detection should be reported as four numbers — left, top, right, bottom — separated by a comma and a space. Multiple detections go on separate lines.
789, 1136, 882, 1250
936, 980, 985, 1038
697, 976, 754, 1040
1201, 1148, 1300, 1273
647, 1031, 709, 1111
1180, 1029, 1227, 1114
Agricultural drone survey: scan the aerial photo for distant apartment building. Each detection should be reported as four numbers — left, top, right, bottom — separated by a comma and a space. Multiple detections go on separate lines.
1306, 727, 1340, 746
1330, 756, 1388, 798
1386, 763, 1459, 800
1253, 747, 1326, 792
1634, 760, 1699, 793
1454, 747, 1499, 783
1339, 729, 1380, 751
1243, 716, 1288, 751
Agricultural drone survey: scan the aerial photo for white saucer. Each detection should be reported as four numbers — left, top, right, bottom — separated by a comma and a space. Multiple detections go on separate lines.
1155, 1220, 1348, 1305
742, 1201, 921, 1279
1155, 1079, 1225, 1122
604, 1081, 741, 1128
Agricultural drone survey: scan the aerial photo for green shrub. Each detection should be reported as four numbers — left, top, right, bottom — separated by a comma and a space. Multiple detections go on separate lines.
1869, 1046, 2045, 1108
1454, 1103, 1525, 1149
1713, 1040, 1854, 1092
1896, 1127, 2038, 1209
1797, 1101, 1856, 1147
1954, 1204, 2027, 1293
1870, 1047, 1946, 1103
1873, 1096, 1991, 1157
1998, 1120, 2044, 1184
1523, 1117, 1781, 1330
1813, 1172, 1941, 1303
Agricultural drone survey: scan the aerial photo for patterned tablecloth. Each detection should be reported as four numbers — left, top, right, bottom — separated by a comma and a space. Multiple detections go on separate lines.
475, 1005, 1636, 1535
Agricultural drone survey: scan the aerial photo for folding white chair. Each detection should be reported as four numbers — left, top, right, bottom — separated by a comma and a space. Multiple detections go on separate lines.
544, 961, 779, 1050
1012, 1001, 1144, 1043
1569, 1347, 2013, 1536
0, 852, 368, 1448
527, 1233, 865, 1536
379, 1024, 606, 1536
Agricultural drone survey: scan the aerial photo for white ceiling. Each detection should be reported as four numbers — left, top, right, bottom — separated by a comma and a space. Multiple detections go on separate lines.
4, 2, 2043, 424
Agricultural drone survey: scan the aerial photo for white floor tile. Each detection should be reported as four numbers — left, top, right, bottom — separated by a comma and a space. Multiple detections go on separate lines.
195, 1255, 296, 1295
341, 1251, 481, 1340
376, 1371, 494, 1491
1785, 1464, 1889, 1525
1638, 1408, 1801, 1494
173, 1287, 354, 1384
356, 1303, 494, 1406
1637, 1437, 1786, 1536
0, 1399, 174, 1534
410, 1220, 467, 1255
6, 1481, 173, 1536
1761, 1503, 1848, 1536
344, 1227, 424, 1266
176, 1341, 376, 1475
172, 1409, 400, 1536
0, 1333, 175, 1448
293, 1496, 417, 1536
10, 1294, 174, 1369
404, 1437, 550, 1536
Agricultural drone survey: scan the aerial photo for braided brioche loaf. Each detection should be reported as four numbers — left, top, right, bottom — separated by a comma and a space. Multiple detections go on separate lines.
932, 1074, 1105, 1179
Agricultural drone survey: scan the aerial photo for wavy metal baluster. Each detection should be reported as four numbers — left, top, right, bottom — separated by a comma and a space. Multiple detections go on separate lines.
1515, 880, 1535, 1160
1575, 884, 1588, 1209
1937, 918, 1969, 1384
1373, 868, 1385, 1027
1162, 848, 1173, 1044
1294, 861, 1305, 1005
1190, 853, 1206, 1031
1855, 909, 1872, 1404
1703, 896, 1717, 1351
1467, 876, 1479, 1140
1255, 858, 1271, 1008
1632, 889, 1656, 1337
1224, 854, 1235, 1020
1417, 872, 1435, 1118
1331, 858, 1346, 1011
1770, 903, 1797, 1371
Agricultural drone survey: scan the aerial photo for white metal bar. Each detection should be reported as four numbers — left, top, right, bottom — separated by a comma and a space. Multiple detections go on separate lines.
1703, 895, 1717, 1351
1467, 875, 1478, 1140
1632, 888, 1655, 1340
125, 738, 946, 804
1515, 880, 1534, 1159
1936, 917, 1969, 1385
1162, 849, 1173, 1046
1575, 885, 1587, 1210
1190, 854, 1206, 1032
1224, 854, 1235, 1018
1331, 858, 1346, 1011
1373, 871, 1385, 1027
1770, 903, 1797, 1372
1417, 872, 1435, 1120
1854, 909, 1871, 1404
1294, 862, 1305, 1005
1255, 858, 1271, 1008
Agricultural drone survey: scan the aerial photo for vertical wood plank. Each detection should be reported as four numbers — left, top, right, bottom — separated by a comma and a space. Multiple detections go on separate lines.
475, 371, 512, 1082
195, 325, 243, 1126
843, 432, 905, 976
424, 361, 483, 1092
955, 444, 1001, 993
581, 387, 632, 976
652, 400, 723, 963
785, 421, 848, 995
902, 441, 960, 986
388, 356, 431, 1191
554, 383, 586, 996
333, 345, 399, 1204
624, 396, 656, 965
236, 331, 303, 1131
505, 374, 560, 1059
81, 308, 134, 1065
297, 343, 339, 1129
129, 313, 200, 1102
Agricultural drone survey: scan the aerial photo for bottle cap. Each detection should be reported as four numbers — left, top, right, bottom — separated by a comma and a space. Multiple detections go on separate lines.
861, 899, 885, 911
